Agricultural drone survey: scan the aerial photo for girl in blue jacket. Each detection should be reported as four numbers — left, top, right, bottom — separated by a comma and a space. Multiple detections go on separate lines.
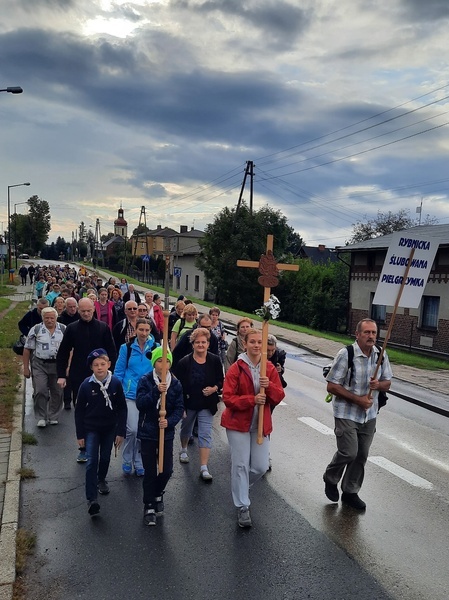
114, 318, 159, 476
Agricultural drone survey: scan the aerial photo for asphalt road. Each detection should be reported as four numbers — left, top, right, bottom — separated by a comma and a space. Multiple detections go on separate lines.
19, 342, 449, 600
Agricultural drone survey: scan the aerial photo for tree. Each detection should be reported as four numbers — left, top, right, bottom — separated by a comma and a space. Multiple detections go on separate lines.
277, 258, 349, 332
196, 203, 302, 311
133, 224, 151, 236
347, 209, 438, 244
27, 195, 51, 254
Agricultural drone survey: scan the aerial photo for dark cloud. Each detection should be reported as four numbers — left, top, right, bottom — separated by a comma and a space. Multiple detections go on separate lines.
16, 0, 75, 10
0, 27, 303, 147
171, 0, 311, 47
399, 0, 449, 21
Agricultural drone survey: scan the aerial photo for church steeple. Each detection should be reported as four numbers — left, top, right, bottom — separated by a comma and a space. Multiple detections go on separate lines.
114, 206, 128, 238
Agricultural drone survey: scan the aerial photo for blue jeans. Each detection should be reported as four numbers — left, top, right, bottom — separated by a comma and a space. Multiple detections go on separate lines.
85, 429, 115, 501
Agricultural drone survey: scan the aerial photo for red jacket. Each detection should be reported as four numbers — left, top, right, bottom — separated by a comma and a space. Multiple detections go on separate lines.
221, 359, 285, 436
94, 300, 115, 330
152, 304, 164, 333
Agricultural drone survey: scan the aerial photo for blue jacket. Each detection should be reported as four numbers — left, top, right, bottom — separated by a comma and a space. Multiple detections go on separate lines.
136, 374, 184, 441
114, 336, 158, 400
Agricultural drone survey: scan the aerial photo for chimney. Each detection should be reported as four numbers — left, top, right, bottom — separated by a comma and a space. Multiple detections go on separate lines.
180, 225, 188, 233
157, 225, 162, 230
318, 244, 326, 252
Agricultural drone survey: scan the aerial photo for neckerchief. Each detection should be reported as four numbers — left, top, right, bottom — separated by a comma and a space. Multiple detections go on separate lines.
91, 370, 113, 410
152, 369, 172, 409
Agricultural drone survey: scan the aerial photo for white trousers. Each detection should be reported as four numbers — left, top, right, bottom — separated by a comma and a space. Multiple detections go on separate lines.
226, 429, 270, 508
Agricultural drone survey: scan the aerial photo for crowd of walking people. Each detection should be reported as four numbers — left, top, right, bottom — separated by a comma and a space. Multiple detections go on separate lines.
19, 263, 287, 528
18, 261, 392, 527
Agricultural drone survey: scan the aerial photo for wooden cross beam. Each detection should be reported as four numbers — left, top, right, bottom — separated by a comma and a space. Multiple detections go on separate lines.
237, 234, 299, 443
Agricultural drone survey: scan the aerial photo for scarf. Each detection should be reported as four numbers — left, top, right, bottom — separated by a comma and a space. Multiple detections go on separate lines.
152, 370, 172, 410
92, 370, 113, 410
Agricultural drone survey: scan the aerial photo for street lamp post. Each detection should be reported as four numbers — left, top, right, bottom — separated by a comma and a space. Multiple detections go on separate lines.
0, 87, 23, 94
7, 183, 30, 271
14, 200, 29, 269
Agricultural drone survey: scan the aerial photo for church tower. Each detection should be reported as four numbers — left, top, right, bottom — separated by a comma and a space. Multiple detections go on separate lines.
114, 206, 128, 238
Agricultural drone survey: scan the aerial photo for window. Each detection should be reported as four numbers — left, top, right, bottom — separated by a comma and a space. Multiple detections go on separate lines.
140, 242, 145, 250
421, 296, 439, 329
185, 275, 189, 290
370, 293, 386, 323
194, 275, 199, 292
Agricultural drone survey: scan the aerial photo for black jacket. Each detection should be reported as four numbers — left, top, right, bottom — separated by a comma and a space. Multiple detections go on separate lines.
18, 308, 42, 336
122, 290, 141, 305
75, 375, 127, 439
58, 311, 80, 326
173, 352, 223, 414
56, 318, 117, 383
172, 326, 219, 368
136, 374, 184, 441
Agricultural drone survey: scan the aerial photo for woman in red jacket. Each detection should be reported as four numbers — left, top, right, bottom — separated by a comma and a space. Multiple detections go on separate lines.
221, 328, 284, 528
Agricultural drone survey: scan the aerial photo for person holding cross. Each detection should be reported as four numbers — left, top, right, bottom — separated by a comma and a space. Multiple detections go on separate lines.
136, 347, 184, 526
221, 328, 285, 528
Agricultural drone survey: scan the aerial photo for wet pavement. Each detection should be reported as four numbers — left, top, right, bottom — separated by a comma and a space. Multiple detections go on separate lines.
1, 271, 448, 599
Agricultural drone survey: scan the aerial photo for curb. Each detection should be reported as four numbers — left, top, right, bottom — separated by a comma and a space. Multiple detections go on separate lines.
0, 378, 25, 600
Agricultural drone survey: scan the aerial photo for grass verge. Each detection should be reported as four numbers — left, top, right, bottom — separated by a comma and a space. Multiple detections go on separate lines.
17, 467, 36, 479
13, 529, 37, 600
0, 300, 30, 430
22, 431, 38, 445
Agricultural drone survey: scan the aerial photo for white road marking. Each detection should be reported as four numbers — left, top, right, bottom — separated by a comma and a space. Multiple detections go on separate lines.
299, 416, 435, 490
298, 417, 334, 435
369, 456, 434, 490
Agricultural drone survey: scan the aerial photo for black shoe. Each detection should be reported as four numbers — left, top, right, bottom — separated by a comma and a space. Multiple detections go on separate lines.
154, 494, 164, 516
323, 475, 339, 502
88, 501, 100, 516
64, 403, 71, 410
341, 492, 366, 511
144, 505, 157, 526
97, 480, 110, 495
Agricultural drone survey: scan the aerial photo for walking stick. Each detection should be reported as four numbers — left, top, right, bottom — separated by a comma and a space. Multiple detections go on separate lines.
158, 310, 170, 473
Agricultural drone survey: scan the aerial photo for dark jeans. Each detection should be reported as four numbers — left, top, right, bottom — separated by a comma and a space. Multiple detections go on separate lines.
85, 429, 115, 501
140, 438, 174, 505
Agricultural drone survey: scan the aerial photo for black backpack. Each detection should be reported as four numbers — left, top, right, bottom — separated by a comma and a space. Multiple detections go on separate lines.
323, 344, 388, 410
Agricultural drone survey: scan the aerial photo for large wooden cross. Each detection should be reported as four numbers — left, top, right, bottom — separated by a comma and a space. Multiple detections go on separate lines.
237, 234, 299, 443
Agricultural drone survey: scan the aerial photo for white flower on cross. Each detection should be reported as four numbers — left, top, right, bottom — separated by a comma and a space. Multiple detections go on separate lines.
255, 294, 281, 321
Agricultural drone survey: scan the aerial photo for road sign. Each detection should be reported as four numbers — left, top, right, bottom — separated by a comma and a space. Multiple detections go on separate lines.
174, 267, 182, 278
142, 254, 150, 262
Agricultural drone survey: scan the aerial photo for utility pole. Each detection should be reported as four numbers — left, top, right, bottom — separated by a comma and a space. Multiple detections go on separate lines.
162, 236, 183, 310
233, 160, 255, 232
93, 218, 104, 268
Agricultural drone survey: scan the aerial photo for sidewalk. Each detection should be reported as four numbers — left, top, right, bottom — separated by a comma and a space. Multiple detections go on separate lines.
0, 281, 33, 600
1, 274, 448, 599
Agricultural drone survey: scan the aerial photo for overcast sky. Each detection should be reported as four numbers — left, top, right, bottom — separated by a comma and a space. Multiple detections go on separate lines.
1, 0, 449, 249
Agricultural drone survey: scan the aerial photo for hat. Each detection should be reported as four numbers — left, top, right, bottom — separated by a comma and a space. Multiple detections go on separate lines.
87, 348, 109, 368
147, 346, 172, 367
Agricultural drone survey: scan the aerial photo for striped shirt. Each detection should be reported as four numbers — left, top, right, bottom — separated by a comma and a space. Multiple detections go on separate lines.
326, 343, 393, 423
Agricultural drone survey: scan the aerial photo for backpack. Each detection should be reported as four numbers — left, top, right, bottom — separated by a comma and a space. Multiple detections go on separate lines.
323, 344, 388, 410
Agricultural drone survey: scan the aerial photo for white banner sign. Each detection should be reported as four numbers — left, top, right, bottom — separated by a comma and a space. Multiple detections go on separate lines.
373, 232, 439, 309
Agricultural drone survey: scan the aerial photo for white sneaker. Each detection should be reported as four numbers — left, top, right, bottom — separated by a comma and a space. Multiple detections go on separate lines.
48, 420, 59, 425
200, 469, 213, 481
37, 419, 46, 428
179, 451, 189, 464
